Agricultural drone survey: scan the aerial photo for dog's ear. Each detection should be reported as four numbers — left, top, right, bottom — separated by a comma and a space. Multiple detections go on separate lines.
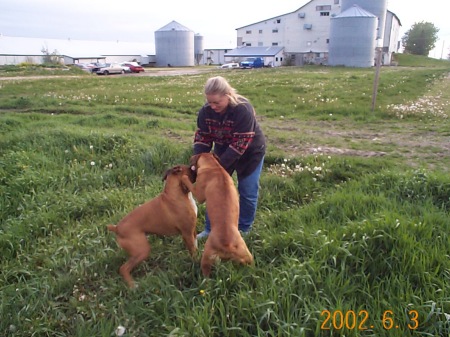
163, 165, 183, 181
162, 168, 170, 181
189, 166, 197, 182
172, 165, 182, 174
189, 154, 200, 171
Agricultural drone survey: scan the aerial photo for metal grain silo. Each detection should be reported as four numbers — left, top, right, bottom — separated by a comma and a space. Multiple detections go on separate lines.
194, 34, 204, 65
155, 20, 194, 67
328, 5, 377, 67
341, 0, 387, 40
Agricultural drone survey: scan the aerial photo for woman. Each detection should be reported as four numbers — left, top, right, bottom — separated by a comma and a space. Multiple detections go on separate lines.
193, 76, 266, 238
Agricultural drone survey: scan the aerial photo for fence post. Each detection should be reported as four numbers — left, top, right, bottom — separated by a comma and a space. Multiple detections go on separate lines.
371, 46, 383, 112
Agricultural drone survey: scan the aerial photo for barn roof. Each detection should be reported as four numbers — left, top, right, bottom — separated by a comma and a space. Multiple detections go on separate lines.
225, 46, 284, 57
0, 35, 154, 58
236, 0, 315, 30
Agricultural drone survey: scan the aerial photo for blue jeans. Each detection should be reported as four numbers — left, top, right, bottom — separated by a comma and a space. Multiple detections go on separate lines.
203, 157, 264, 233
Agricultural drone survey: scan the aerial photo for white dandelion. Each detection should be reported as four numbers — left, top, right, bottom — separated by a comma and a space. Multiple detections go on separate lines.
115, 325, 126, 336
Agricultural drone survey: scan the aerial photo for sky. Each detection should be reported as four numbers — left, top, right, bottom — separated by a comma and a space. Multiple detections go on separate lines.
0, 0, 448, 58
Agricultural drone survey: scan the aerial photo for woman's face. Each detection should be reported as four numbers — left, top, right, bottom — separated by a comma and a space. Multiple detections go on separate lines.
206, 94, 229, 114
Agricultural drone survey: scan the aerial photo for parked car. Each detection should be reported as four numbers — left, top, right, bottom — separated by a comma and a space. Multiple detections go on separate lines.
220, 62, 240, 69
120, 62, 145, 73
120, 64, 131, 73
240, 57, 264, 69
94, 63, 126, 75
90, 63, 106, 73
73, 63, 93, 73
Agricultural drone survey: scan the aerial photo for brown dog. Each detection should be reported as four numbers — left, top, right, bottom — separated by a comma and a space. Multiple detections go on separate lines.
181, 153, 254, 277
107, 165, 198, 288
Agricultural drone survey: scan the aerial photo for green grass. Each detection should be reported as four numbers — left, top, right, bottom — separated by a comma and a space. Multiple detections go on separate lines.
1, 56, 449, 336
394, 53, 450, 68
0, 63, 91, 77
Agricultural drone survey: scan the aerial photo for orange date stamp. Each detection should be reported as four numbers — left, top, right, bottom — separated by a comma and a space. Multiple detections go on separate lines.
320, 309, 419, 330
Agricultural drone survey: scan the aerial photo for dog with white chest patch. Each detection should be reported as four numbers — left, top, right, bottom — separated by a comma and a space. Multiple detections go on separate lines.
107, 165, 198, 288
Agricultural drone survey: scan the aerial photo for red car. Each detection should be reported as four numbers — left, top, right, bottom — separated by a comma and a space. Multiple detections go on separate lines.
121, 62, 145, 73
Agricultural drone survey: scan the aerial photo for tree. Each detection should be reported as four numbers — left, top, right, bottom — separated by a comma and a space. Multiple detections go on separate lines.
41, 45, 61, 65
401, 21, 439, 56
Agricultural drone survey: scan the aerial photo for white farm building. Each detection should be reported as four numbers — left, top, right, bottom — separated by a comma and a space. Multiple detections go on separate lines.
232, 0, 401, 67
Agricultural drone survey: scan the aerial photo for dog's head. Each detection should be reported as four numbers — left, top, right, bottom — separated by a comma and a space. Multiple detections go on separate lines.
189, 153, 220, 172
163, 165, 195, 194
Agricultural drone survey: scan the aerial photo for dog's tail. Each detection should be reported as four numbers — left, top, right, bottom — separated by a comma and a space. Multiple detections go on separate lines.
107, 224, 118, 233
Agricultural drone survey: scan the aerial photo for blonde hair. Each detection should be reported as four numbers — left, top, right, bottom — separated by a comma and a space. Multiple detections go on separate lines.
204, 76, 246, 107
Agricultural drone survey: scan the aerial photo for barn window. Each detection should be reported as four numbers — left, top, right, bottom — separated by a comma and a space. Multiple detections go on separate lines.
276, 19, 281, 23
259, 30, 263, 34
272, 42, 279, 46
316, 5, 331, 10
303, 24, 312, 30
320, 12, 330, 16
272, 29, 278, 33
246, 30, 252, 34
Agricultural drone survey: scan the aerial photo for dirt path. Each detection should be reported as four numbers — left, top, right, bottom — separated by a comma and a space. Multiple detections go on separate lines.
260, 74, 450, 172
0, 67, 213, 81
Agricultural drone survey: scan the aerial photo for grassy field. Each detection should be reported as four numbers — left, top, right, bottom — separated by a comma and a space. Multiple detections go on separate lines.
0, 54, 449, 337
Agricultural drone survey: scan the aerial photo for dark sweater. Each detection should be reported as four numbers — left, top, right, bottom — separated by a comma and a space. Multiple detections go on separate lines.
193, 99, 266, 178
